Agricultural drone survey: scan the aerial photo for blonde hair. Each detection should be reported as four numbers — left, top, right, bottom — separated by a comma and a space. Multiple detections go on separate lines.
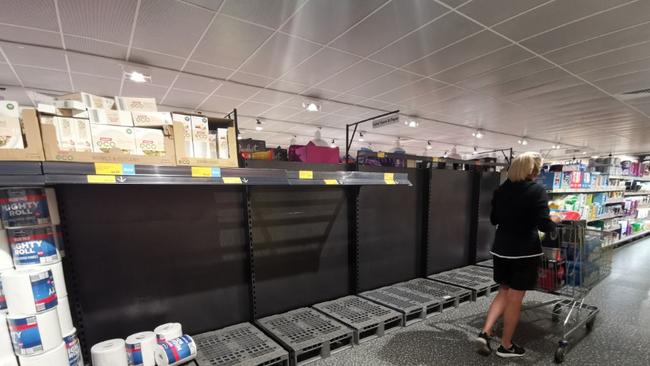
508, 152, 543, 182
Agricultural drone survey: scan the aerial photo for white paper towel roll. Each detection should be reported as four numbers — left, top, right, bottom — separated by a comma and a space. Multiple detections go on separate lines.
23, 260, 66, 297
125, 331, 157, 366
17, 341, 68, 366
91, 338, 128, 366
63, 328, 84, 366
154, 335, 197, 366
7, 308, 62, 355
154, 323, 182, 343
7, 225, 60, 266
0, 230, 12, 270
1, 268, 57, 314
57, 296, 74, 335
45, 188, 60, 226
0, 312, 18, 366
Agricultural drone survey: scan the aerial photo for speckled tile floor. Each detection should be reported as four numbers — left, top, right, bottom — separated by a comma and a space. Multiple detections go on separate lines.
312, 238, 650, 366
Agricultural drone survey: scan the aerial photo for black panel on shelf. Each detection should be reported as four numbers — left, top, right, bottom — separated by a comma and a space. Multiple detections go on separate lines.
57, 184, 251, 352
357, 166, 423, 291
476, 172, 500, 262
427, 169, 473, 274
0, 161, 43, 174
250, 186, 350, 317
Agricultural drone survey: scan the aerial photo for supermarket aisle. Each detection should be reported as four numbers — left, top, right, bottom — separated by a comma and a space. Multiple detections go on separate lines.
314, 238, 650, 366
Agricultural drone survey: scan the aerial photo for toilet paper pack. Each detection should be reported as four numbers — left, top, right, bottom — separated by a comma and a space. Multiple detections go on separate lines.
17, 341, 68, 366
125, 331, 156, 366
154, 323, 182, 343
7, 308, 62, 355
154, 335, 197, 366
1, 268, 58, 314
7, 226, 60, 266
64, 329, 84, 366
0, 188, 50, 228
91, 338, 128, 366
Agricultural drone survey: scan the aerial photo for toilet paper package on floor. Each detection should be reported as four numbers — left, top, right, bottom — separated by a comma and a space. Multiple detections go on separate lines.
57, 296, 74, 335
17, 341, 68, 366
7, 225, 61, 266
1, 268, 57, 314
63, 328, 83, 366
0, 230, 12, 270
0, 312, 18, 366
24, 260, 66, 297
91, 338, 128, 366
154, 322, 182, 343
154, 335, 197, 366
0, 188, 50, 228
126, 331, 157, 366
7, 308, 62, 355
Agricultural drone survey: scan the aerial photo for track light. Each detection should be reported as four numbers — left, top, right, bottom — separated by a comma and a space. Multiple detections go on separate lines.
472, 129, 483, 139
290, 135, 296, 145
473, 146, 478, 155
302, 100, 321, 112
255, 119, 263, 131
330, 139, 336, 148
426, 140, 432, 150
443, 150, 449, 158
359, 132, 364, 142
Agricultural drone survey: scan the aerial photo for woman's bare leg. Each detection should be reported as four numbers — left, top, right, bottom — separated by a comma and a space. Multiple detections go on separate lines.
482, 285, 509, 335
501, 289, 526, 348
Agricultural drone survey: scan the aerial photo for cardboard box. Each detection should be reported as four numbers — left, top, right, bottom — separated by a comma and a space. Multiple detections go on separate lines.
91, 125, 137, 154
0, 101, 25, 149
54, 99, 86, 111
208, 132, 218, 159
131, 111, 172, 127
172, 113, 193, 157
0, 108, 44, 161
191, 116, 209, 159
134, 127, 165, 156
72, 118, 92, 153
217, 128, 229, 160
89, 108, 133, 126
172, 113, 237, 167
51, 116, 76, 151
57, 92, 115, 109
37, 103, 89, 118
114, 97, 157, 112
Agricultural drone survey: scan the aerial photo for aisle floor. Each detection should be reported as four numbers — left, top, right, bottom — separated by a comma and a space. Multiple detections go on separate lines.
313, 239, 650, 366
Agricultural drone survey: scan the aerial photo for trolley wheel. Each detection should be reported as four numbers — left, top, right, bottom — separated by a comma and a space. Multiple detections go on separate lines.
552, 303, 562, 322
554, 345, 567, 364
586, 317, 596, 332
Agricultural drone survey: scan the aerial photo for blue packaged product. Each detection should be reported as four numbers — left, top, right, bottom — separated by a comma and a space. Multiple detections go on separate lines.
0, 277, 5, 311
154, 335, 197, 366
7, 225, 60, 266
7, 309, 62, 356
0, 188, 50, 228
64, 329, 84, 366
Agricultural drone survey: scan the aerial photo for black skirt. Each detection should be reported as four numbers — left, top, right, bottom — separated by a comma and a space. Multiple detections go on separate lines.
493, 255, 541, 291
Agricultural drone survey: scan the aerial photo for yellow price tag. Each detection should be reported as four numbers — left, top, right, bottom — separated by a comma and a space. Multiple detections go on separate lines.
385, 179, 397, 185
299, 170, 313, 180
324, 179, 339, 185
86, 175, 116, 184
94, 162, 123, 175
377, 152, 385, 158
191, 166, 212, 177
223, 177, 242, 184
384, 173, 394, 181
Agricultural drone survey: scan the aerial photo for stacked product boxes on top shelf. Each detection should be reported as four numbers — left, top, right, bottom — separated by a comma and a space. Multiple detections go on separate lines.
537, 163, 610, 191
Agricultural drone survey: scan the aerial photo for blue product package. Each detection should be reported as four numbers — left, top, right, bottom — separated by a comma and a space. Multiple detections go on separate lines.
127, 342, 145, 366
64, 331, 84, 366
30, 270, 58, 312
8, 315, 44, 355
0, 188, 50, 227
158, 335, 196, 365
8, 226, 60, 266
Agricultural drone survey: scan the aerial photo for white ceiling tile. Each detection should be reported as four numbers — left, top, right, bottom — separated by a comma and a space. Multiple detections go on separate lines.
281, 48, 360, 85
281, 0, 386, 44
184, 61, 233, 80
2, 44, 67, 70
260, 105, 302, 120
580, 56, 650, 83
0, 0, 59, 31
0, 24, 62, 48
191, 15, 273, 69
249, 89, 295, 104
237, 101, 274, 116
285, 110, 321, 122
316, 60, 393, 92
214, 82, 261, 100
300, 88, 340, 100
67, 53, 123, 79
460, 57, 554, 90
181, 0, 224, 11
348, 70, 421, 98
331, 94, 368, 104
145, 67, 180, 88
221, 0, 306, 28
594, 70, 650, 95
239, 33, 321, 78
229, 71, 275, 88
13, 65, 71, 92
64, 36, 128, 59
0, 63, 19, 85
374, 78, 446, 103
330, 0, 448, 56
564, 42, 650, 76
493, 0, 631, 41
432, 46, 534, 83
369, 12, 482, 67
163, 89, 208, 109
266, 79, 308, 93
403, 31, 510, 76
173, 73, 221, 94
458, 0, 550, 27
129, 48, 186, 70
0, 87, 35, 106
70, 74, 121, 97
201, 94, 243, 113
59, 0, 137, 44
133, 0, 214, 57
121, 83, 168, 100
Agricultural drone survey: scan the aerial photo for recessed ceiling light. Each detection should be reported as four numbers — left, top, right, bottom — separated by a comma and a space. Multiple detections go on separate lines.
426, 140, 432, 150
255, 119, 263, 131
124, 70, 150, 83
472, 129, 484, 139
518, 137, 528, 145
404, 119, 419, 128
591, 155, 599, 159
302, 100, 321, 112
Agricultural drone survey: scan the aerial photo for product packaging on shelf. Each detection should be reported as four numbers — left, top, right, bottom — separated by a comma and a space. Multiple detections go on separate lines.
56, 296, 74, 335
91, 125, 137, 154
172, 113, 238, 167
64, 329, 84, 366
125, 331, 157, 366
134, 127, 166, 156
0, 101, 25, 150
17, 341, 68, 366
53, 99, 86, 111
23, 260, 66, 297
217, 128, 229, 159
91, 338, 128, 366
1, 268, 58, 314
172, 113, 193, 157
89, 108, 134, 126
131, 111, 172, 127
154, 323, 183, 343
154, 335, 197, 366
7, 308, 62, 355
51, 117, 76, 152
0, 312, 18, 366
37, 104, 89, 119
7, 225, 61, 266
72, 118, 93, 153
0, 108, 45, 161
191, 116, 209, 159
58, 92, 115, 109
0, 230, 12, 270
115, 97, 158, 112
208, 132, 218, 159
0, 188, 50, 228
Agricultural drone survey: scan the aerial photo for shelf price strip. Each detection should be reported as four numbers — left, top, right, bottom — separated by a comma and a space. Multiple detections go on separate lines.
191, 166, 222, 178
324, 179, 339, 185
222, 177, 243, 184
86, 175, 117, 184
384, 173, 396, 185
94, 162, 135, 175
299, 170, 313, 180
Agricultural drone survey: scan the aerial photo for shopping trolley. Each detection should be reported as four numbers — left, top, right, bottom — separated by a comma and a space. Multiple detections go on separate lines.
526, 221, 614, 363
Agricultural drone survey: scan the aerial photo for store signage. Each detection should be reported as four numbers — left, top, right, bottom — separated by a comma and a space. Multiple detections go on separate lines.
372, 114, 399, 129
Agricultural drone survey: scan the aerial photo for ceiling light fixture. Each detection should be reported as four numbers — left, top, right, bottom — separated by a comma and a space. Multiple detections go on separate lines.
551, 144, 561, 150
255, 119, 263, 131
330, 139, 336, 148
473, 146, 478, 155
472, 129, 484, 139
290, 135, 296, 146
358, 132, 364, 142
591, 155, 599, 159
128, 71, 149, 83
237, 134, 243, 140
443, 150, 449, 158
426, 140, 432, 150
302, 100, 321, 112
517, 137, 528, 145
404, 119, 419, 128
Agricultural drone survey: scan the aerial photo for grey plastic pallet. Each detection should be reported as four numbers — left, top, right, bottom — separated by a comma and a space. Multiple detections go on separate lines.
428, 270, 497, 301
458, 265, 495, 278
359, 285, 438, 325
194, 322, 289, 366
312, 295, 402, 344
256, 308, 353, 366
399, 279, 472, 309
476, 259, 494, 268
